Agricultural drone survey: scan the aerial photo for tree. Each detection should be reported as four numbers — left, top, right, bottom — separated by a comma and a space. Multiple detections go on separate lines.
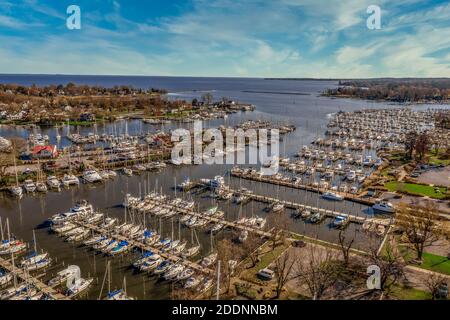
293, 244, 339, 300
273, 249, 297, 298
396, 201, 442, 261
404, 131, 417, 159
217, 238, 238, 295
424, 273, 448, 300
337, 230, 355, 267
267, 212, 290, 251
414, 132, 430, 160
367, 235, 405, 295
241, 232, 261, 268
201, 93, 213, 105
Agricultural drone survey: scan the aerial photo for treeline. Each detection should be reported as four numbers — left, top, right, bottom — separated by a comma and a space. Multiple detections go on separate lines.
325, 79, 450, 103
0, 83, 167, 97
0, 83, 186, 123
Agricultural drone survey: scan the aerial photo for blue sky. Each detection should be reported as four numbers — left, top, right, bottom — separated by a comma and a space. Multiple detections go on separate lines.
0, 0, 449, 77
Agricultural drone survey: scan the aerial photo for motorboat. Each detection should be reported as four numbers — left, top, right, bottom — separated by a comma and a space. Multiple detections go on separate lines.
322, 192, 344, 201
51, 222, 76, 235
82, 170, 102, 183
36, 182, 48, 193
309, 211, 323, 224
122, 168, 133, 176
272, 203, 285, 213
9, 186, 23, 198
23, 179, 36, 193
50, 201, 94, 225
372, 201, 395, 213
332, 215, 349, 229
62, 174, 80, 186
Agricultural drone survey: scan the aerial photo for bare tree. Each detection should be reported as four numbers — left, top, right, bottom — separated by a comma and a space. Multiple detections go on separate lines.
424, 273, 448, 300
293, 244, 339, 300
338, 230, 355, 267
404, 131, 417, 159
267, 212, 290, 251
217, 238, 238, 294
414, 132, 430, 160
241, 232, 261, 268
396, 201, 441, 261
367, 235, 405, 295
273, 249, 297, 298
201, 93, 213, 106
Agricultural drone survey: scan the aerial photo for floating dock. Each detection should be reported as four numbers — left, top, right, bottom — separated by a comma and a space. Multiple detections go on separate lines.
0, 256, 69, 300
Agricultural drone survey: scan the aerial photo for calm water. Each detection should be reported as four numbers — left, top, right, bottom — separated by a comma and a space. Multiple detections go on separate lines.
0, 75, 446, 299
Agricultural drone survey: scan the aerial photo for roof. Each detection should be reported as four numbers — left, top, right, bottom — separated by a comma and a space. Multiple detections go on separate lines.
32, 145, 56, 155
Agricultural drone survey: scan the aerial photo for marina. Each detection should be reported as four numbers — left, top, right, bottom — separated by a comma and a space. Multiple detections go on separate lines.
0, 76, 449, 301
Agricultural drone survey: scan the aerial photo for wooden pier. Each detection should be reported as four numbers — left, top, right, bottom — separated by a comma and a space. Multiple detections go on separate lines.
72, 221, 215, 276
231, 171, 376, 206
0, 256, 69, 300
242, 192, 390, 227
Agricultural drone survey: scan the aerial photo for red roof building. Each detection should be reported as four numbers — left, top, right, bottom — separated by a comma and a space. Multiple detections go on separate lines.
32, 145, 58, 159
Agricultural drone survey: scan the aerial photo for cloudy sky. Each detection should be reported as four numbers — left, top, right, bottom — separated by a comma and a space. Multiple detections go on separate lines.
0, 0, 449, 77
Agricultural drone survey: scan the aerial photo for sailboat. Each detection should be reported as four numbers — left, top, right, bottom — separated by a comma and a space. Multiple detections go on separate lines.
47, 265, 80, 287
101, 261, 134, 300
182, 228, 201, 258
9, 153, 23, 198
20, 230, 51, 272
0, 218, 27, 256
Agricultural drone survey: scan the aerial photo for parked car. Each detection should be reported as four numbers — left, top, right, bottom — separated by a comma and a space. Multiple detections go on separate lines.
292, 240, 306, 248
257, 268, 274, 280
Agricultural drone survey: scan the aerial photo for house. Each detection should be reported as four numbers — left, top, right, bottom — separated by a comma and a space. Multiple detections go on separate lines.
32, 145, 58, 159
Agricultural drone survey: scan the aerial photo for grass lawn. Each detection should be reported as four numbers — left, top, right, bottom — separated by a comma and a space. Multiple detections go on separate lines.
385, 181, 447, 199
390, 285, 431, 300
240, 242, 289, 284
421, 252, 450, 275
398, 244, 450, 276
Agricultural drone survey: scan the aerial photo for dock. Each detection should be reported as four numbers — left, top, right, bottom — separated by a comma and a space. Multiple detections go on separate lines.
0, 256, 69, 300
72, 221, 215, 276
231, 171, 376, 205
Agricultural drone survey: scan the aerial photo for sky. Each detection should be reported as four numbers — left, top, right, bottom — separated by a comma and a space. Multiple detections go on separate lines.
0, 0, 449, 78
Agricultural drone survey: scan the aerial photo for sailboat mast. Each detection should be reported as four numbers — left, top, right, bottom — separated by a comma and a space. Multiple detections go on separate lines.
33, 229, 37, 253
0, 217, 3, 241
6, 218, 10, 240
